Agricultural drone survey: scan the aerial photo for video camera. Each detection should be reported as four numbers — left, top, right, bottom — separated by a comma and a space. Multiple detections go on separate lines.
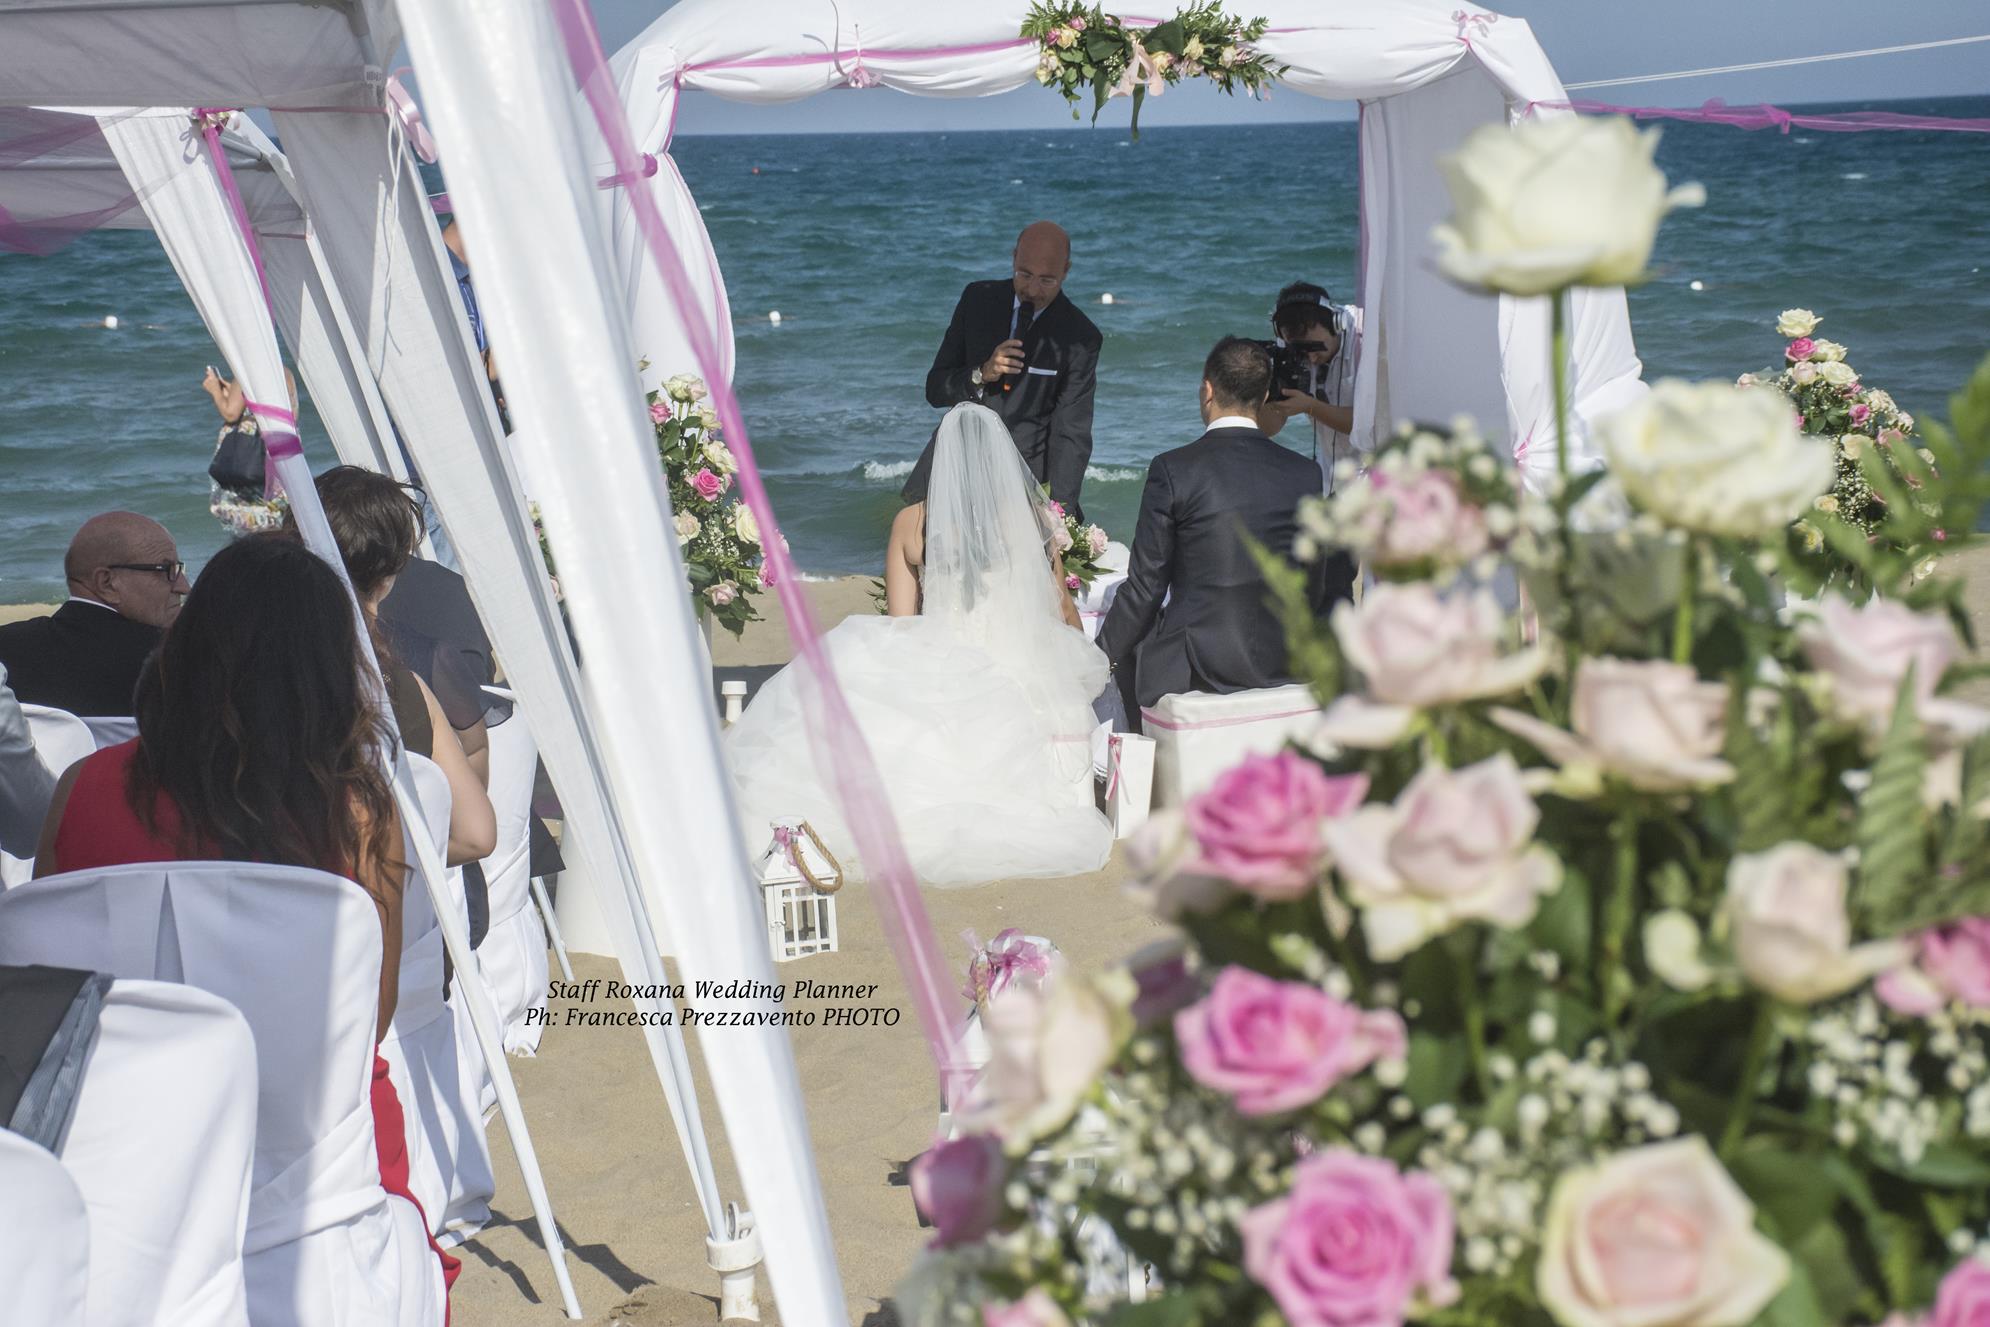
1251, 338, 1331, 397
1257, 283, 1344, 399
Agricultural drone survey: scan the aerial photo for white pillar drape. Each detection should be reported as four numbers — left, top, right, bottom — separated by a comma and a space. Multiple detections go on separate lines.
393, 0, 845, 1319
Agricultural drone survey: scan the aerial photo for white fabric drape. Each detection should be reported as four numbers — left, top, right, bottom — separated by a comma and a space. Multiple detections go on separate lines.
263, 232, 409, 478
395, 0, 844, 1320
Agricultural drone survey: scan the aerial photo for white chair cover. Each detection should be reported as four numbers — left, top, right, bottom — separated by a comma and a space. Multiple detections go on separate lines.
1074, 541, 1130, 645
58, 980, 257, 1327
0, 863, 444, 1327
381, 753, 493, 1243
1143, 684, 1323, 807
0, 705, 99, 888
0, 1127, 89, 1325
470, 688, 549, 1059
81, 716, 140, 750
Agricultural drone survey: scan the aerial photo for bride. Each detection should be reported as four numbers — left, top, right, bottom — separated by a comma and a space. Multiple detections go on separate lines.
725, 402, 1112, 885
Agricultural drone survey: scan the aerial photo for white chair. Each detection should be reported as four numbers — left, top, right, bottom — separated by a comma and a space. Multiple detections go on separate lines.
0, 1127, 89, 1325
0, 705, 98, 888
381, 753, 494, 1244
466, 688, 549, 1061
81, 715, 140, 750
1074, 540, 1130, 644
1142, 683, 1323, 807
0, 863, 445, 1327
57, 979, 258, 1327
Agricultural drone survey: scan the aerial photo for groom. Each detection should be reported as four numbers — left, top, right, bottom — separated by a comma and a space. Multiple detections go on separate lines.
1098, 337, 1356, 713
901, 221, 1102, 520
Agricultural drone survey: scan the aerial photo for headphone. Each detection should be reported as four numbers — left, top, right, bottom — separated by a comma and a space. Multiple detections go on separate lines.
1271, 288, 1342, 343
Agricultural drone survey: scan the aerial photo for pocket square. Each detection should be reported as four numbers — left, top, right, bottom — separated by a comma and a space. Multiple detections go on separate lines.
1026, 366, 1058, 376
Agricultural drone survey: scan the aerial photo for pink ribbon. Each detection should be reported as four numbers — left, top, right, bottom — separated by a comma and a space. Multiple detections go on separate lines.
597, 152, 660, 190
1531, 97, 1990, 135
384, 71, 440, 164
1105, 733, 1124, 801
549, 0, 969, 1109
192, 109, 297, 499
960, 928, 1052, 1005
683, 36, 1032, 77
1138, 704, 1319, 732
1453, 9, 1497, 48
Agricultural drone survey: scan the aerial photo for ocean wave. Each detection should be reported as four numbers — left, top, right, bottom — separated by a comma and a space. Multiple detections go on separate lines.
854, 459, 1143, 484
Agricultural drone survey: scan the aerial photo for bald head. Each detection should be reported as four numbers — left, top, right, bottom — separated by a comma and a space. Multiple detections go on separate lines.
66, 512, 187, 628
1012, 220, 1071, 311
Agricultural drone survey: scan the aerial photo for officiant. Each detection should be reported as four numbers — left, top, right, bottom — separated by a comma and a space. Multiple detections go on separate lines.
900, 220, 1103, 520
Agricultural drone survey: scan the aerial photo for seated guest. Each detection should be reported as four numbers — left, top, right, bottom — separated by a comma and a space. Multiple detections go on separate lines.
0, 663, 56, 857
290, 467, 496, 867
32, 533, 460, 1299
1097, 337, 1356, 712
0, 512, 188, 716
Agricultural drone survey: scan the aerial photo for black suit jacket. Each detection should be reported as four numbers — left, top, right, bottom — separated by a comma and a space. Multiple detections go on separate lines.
1096, 426, 1354, 709
902, 279, 1102, 518
0, 601, 161, 717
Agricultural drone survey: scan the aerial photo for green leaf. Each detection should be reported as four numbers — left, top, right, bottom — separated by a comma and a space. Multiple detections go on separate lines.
1864, 1139, 1990, 1190
1758, 1258, 1828, 1327
1104, 1291, 1208, 1327
1402, 1029, 1468, 1110
1725, 693, 1791, 854
1085, 32, 1121, 61
1730, 1146, 1840, 1243
1853, 669, 1929, 936
1145, 18, 1186, 54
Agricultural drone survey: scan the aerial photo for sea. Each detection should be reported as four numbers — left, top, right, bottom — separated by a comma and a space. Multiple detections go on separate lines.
3, 99, 1987, 603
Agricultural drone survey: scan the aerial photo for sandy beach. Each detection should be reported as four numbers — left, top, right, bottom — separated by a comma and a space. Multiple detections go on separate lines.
8, 550, 1990, 1325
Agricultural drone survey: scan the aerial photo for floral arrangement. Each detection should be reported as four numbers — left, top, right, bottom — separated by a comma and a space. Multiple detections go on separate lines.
1045, 487, 1113, 596
1022, 2, 1281, 140
647, 373, 768, 638
897, 113, 1990, 1327
1737, 311, 1932, 589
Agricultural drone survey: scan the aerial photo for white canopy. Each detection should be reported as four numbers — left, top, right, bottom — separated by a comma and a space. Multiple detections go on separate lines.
606, 0, 1648, 481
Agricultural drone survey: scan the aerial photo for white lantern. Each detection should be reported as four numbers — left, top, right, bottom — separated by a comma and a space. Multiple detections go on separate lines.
754, 820, 840, 963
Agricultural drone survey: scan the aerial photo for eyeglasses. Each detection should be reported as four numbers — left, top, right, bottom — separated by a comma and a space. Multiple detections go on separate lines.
1013, 269, 1063, 291
108, 561, 187, 582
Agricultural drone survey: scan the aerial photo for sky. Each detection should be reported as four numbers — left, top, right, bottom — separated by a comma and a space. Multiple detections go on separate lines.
589, 0, 1990, 136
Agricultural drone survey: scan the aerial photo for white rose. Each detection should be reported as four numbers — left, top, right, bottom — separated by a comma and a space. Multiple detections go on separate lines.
1808, 339, 1847, 363
1817, 360, 1856, 387
664, 373, 701, 404
1775, 308, 1820, 337
1314, 585, 1547, 749
1723, 843, 1903, 1004
962, 973, 1131, 1148
1321, 754, 1562, 961
1796, 596, 1988, 739
695, 404, 722, 432
1182, 36, 1204, 61
1539, 1138, 1788, 1327
1644, 910, 1714, 991
673, 510, 701, 546
1598, 380, 1834, 539
1492, 657, 1733, 792
1789, 361, 1818, 386
732, 503, 760, 546
1431, 116, 1704, 296
702, 438, 735, 473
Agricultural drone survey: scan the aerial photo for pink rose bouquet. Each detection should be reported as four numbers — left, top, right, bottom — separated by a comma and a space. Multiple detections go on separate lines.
642, 369, 765, 636
1176, 967, 1404, 1114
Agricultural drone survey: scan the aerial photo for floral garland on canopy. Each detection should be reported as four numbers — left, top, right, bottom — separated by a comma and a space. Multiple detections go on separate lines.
1737, 312, 1934, 593
896, 113, 1990, 1327
1022, 2, 1282, 140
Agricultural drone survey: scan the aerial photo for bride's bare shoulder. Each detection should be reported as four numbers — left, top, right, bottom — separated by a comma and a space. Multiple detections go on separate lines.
890, 502, 925, 565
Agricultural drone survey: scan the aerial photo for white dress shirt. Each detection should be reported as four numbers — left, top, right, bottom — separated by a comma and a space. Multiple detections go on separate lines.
0, 662, 57, 858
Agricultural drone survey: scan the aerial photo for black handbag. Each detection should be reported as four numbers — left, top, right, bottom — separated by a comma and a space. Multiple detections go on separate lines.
208, 421, 267, 491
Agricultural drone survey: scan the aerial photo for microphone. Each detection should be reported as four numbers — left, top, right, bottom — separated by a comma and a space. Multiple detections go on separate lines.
1003, 302, 1036, 394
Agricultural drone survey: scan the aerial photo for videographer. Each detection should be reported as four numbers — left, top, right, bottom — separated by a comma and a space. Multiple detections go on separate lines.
1261, 281, 1363, 492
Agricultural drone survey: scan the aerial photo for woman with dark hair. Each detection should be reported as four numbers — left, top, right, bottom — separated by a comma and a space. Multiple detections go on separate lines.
34, 533, 460, 1301
291, 466, 495, 867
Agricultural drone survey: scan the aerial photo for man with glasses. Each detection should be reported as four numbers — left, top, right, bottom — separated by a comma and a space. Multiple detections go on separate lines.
902, 220, 1103, 520
0, 512, 188, 717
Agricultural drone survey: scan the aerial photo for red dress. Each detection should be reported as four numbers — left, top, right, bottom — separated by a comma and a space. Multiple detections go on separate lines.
53, 740, 460, 1306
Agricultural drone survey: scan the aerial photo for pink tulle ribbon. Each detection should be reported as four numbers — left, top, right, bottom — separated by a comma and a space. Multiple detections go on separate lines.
961, 929, 1053, 1006
384, 71, 441, 165
548, 0, 970, 1108
1532, 97, 1990, 135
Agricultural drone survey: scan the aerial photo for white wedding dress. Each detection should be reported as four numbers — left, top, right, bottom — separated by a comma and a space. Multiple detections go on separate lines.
726, 403, 1112, 886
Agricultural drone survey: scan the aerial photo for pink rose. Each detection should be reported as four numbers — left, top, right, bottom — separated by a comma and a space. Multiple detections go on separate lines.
1242, 1150, 1456, 1327
1183, 752, 1368, 900
1369, 470, 1490, 567
1879, 427, 1907, 447
1789, 361, 1819, 386
1064, 573, 1081, 590
1850, 403, 1872, 426
1879, 919, 1990, 1016
1176, 967, 1405, 1115
1798, 596, 1986, 737
1492, 657, 1733, 792
1086, 526, 1109, 559
983, 1290, 1073, 1327
691, 467, 723, 501
705, 581, 738, 607
648, 400, 671, 424
1046, 499, 1066, 519
758, 563, 777, 589
1068, 14, 1086, 30
1933, 1257, 1990, 1327
1786, 338, 1816, 362
909, 1133, 1005, 1247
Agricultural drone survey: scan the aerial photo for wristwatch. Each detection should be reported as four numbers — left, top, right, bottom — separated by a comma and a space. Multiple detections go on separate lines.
970, 366, 986, 390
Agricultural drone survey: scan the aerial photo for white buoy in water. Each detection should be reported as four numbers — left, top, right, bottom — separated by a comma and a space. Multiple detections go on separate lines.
1688, 280, 1705, 292
103, 315, 119, 329
1100, 293, 1115, 305
768, 310, 783, 324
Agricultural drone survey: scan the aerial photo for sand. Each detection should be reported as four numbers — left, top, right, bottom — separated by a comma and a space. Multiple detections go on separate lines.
9, 551, 1990, 1323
